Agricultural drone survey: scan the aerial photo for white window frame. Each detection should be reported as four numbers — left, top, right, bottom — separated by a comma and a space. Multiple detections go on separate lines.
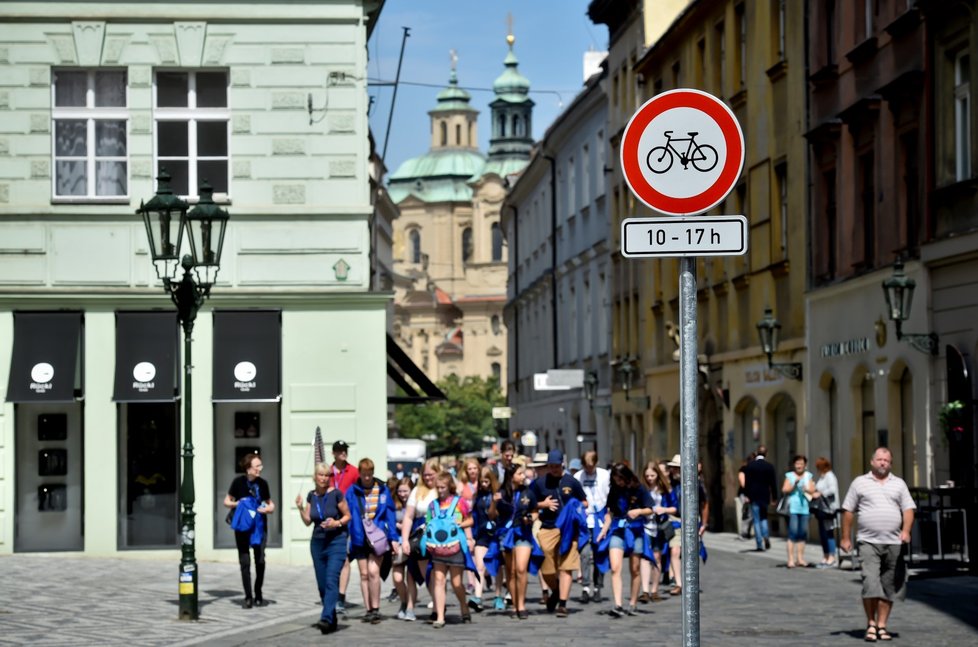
153, 69, 231, 200
955, 51, 972, 181
51, 68, 129, 202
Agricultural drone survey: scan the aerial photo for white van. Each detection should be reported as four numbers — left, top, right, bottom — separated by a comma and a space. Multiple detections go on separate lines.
387, 438, 426, 478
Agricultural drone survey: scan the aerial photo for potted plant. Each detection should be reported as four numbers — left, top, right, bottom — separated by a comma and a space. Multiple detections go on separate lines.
939, 400, 967, 444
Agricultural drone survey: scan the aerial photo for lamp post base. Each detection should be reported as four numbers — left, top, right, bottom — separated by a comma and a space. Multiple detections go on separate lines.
178, 560, 199, 620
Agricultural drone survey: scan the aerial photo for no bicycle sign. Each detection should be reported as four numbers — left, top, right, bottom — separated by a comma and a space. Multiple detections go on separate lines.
620, 88, 744, 216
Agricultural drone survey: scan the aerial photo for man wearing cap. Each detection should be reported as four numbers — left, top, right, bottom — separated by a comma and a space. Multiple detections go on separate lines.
742, 445, 779, 552
329, 440, 358, 613
530, 449, 587, 617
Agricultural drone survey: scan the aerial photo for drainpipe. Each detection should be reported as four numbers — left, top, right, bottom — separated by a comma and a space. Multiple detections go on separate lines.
509, 204, 520, 394
544, 154, 559, 369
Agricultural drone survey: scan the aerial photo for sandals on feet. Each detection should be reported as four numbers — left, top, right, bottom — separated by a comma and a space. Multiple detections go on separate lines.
864, 625, 878, 642
876, 627, 892, 641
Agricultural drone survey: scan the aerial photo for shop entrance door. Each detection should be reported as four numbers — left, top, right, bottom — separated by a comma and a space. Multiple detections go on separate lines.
15, 404, 84, 552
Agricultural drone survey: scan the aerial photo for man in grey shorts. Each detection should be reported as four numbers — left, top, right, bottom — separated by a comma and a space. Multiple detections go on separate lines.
840, 447, 916, 642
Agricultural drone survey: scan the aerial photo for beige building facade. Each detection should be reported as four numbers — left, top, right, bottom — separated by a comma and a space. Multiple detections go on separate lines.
388, 39, 534, 391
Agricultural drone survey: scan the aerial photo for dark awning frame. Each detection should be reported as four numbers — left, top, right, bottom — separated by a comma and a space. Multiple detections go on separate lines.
386, 334, 446, 405
113, 311, 179, 403
6, 311, 83, 403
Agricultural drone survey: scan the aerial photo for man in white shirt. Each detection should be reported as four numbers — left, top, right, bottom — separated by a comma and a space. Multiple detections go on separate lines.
574, 450, 610, 603
840, 447, 916, 643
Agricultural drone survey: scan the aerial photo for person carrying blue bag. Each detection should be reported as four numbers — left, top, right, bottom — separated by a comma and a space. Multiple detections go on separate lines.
498, 461, 540, 620
224, 452, 275, 609
596, 463, 655, 618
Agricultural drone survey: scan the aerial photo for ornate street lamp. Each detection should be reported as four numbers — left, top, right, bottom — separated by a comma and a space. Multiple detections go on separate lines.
616, 356, 650, 408
583, 370, 598, 402
881, 260, 938, 355
137, 171, 229, 621
756, 307, 802, 380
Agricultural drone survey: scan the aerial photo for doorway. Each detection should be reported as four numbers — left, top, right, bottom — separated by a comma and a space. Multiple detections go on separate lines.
118, 402, 179, 548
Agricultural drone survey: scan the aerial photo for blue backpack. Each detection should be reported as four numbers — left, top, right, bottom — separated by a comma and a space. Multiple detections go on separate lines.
421, 496, 465, 558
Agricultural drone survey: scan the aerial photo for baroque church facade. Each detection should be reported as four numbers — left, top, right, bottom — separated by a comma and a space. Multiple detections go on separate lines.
388, 36, 534, 393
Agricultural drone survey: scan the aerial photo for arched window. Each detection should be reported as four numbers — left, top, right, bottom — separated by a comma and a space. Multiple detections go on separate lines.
456, 124, 462, 145
513, 114, 522, 137
491, 362, 501, 387
409, 229, 421, 264
440, 122, 447, 146
491, 314, 501, 335
497, 114, 506, 137
461, 227, 473, 263
469, 123, 475, 147
491, 222, 503, 261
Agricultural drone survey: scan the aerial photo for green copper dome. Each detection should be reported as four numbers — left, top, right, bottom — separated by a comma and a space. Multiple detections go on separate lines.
388, 148, 487, 203
493, 46, 531, 102
431, 69, 478, 113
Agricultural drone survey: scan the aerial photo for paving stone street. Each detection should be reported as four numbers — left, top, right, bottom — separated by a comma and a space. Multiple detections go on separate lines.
1, 532, 975, 646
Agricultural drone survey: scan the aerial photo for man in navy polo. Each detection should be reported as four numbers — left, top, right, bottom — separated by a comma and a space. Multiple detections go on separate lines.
531, 449, 587, 618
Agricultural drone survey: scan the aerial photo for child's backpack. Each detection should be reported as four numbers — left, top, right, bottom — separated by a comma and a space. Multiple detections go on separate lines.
421, 496, 463, 558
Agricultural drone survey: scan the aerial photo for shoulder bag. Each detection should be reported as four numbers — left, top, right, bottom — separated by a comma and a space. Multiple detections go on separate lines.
363, 516, 390, 555
775, 494, 791, 517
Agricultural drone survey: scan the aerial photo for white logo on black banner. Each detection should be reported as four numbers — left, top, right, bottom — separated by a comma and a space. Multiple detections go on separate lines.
234, 361, 257, 392
133, 361, 157, 392
30, 362, 54, 393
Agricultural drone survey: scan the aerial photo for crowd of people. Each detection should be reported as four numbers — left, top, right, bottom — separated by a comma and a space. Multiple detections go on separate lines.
221, 441, 916, 641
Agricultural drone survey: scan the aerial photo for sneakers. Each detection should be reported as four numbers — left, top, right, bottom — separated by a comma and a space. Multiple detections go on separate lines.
555, 605, 568, 618
626, 605, 638, 616
608, 605, 624, 618
580, 587, 591, 604
242, 597, 253, 609
467, 596, 484, 612
335, 601, 347, 615
592, 588, 603, 604
764, 538, 771, 550
387, 589, 400, 602
494, 596, 506, 611
402, 609, 416, 622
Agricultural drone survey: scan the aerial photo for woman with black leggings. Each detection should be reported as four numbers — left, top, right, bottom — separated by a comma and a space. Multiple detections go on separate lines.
224, 452, 276, 608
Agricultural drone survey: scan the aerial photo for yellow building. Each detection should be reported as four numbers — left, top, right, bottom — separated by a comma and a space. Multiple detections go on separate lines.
594, 0, 807, 530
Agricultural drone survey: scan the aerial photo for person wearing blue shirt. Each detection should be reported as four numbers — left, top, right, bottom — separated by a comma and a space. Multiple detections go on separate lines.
597, 463, 654, 617
295, 463, 351, 634
530, 449, 587, 618
781, 454, 816, 568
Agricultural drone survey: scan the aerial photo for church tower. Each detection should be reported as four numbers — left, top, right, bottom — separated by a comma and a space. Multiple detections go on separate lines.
486, 27, 534, 173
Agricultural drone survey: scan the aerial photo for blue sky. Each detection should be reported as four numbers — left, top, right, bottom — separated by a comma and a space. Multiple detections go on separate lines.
367, 0, 605, 177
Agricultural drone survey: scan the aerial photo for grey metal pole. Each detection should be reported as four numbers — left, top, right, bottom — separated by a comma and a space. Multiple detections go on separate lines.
679, 256, 700, 646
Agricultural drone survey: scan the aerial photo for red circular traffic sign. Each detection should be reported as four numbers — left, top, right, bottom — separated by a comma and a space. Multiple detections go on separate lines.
620, 89, 744, 216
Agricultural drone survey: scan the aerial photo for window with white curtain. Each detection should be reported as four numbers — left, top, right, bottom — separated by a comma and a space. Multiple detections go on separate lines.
52, 69, 128, 199
154, 70, 229, 197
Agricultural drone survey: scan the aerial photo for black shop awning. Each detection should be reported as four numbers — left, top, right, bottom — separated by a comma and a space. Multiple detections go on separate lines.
213, 310, 281, 402
6, 312, 83, 402
113, 311, 179, 402
387, 333, 446, 405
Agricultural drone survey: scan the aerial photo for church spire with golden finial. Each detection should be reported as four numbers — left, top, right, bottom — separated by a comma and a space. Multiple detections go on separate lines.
506, 12, 515, 49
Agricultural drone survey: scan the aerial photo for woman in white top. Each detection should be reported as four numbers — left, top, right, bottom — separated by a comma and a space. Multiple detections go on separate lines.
813, 456, 840, 568
397, 457, 440, 620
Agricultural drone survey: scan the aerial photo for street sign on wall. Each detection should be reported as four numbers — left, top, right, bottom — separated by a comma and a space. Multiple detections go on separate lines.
621, 215, 748, 257
620, 88, 745, 216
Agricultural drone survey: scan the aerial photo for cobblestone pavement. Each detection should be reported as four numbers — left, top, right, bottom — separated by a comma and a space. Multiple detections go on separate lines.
1, 533, 975, 646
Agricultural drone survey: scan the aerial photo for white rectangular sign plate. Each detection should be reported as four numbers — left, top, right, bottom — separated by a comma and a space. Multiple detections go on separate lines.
621, 215, 748, 257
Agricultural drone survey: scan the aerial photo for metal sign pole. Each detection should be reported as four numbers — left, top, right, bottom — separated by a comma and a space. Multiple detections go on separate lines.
679, 255, 700, 647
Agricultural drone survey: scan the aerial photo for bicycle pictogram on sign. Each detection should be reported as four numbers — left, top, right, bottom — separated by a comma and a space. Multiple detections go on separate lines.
646, 130, 719, 174
619, 88, 744, 216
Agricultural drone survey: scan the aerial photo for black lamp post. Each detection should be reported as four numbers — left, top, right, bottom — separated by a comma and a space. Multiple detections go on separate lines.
881, 260, 939, 355
584, 370, 598, 402
138, 171, 229, 621
756, 307, 802, 381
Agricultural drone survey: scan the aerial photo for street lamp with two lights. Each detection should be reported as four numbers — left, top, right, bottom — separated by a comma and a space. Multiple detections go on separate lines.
137, 170, 229, 620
